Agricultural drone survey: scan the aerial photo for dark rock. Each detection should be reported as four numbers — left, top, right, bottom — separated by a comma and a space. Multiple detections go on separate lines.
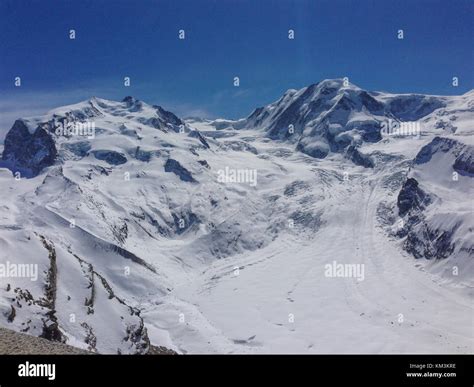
387, 95, 445, 121
345, 145, 374, 168
188, 130, 210, 149
359, 91, 385, 112
397, 178, 430, 217
404, 223, 458, 260
415, 136, 452, 164
92, 150, 127, 165
197, 160, 210, 169
7, 305, 15, 323
454, 150, 474, 176
2, 120, 57, 177
415, 136, 474, 176
122, 96, 143, 112
164, 158, 196, 183
154, 106, 184, 128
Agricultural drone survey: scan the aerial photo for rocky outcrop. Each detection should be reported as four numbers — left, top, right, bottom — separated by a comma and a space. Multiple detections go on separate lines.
414, 136, 474, 176
396, 137, 473, 263
2, 120, 57, 177
345, 145, 375, 168
1, 97, 190, 177
164, 158, 196, 183
397, 178, 431, 217
92, 150, 128, 165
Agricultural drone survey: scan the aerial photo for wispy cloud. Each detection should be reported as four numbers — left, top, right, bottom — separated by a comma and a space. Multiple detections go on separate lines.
211, 88, 253, 105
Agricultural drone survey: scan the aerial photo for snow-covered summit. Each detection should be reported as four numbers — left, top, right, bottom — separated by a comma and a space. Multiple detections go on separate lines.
1, 97, 188, 177
0, 82, 472, 354
212, 79, 473, 161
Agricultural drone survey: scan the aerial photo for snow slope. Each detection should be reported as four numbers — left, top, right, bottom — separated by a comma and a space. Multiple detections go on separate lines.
0, 82, 472, 354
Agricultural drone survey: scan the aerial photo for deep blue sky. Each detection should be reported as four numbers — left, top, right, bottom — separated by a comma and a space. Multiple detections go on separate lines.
0, 0, 472, 136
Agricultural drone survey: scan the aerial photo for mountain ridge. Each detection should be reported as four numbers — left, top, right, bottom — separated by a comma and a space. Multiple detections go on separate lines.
0, 79, 472, 354
3, 79, 473, 177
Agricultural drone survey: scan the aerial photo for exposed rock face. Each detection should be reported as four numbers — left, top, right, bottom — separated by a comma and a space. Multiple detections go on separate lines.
238, 80, 395, 159
1, 97, 191, 177
397, 178, 430, 217
405, 223, 459, 260
454, 153, 474, 175
92, 150, 128, 165
164, 158, 196, 183
345, 145, 374, 168
415, 136, 474, 176
122, 96, 144, 112
154, 105, 185, 129
2, 84, 469, 180
216, 79, 472, 166
2, 120, 57, 176
385, 95, 444, 121
0, 88, 472, 354
188, 130, 210, 148
396, 137, 473, 263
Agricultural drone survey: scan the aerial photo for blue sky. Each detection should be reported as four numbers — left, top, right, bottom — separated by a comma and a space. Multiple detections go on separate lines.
0, 0, 472, 137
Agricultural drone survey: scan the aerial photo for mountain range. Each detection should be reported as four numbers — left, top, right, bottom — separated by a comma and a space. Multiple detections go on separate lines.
0, 79, 472, 354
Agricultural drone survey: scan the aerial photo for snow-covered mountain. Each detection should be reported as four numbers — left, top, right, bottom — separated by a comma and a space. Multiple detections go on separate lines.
2, 96, 187, 178
208, 79, 473, 164
396, 136, 474, 285
0, 81, 473, 354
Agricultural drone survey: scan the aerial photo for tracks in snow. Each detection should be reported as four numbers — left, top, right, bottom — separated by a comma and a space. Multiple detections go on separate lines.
165, 168, 473, 353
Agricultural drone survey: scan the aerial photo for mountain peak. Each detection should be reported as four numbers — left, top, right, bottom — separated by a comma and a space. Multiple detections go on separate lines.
1, 96, 189, 176
236, 78, 471, 160
122, 95, 139, 106
122, 95, 135, 102
315, 78, 360, 91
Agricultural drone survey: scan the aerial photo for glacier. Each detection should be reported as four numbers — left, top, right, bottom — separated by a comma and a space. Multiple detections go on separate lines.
0, 80, 472, 354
